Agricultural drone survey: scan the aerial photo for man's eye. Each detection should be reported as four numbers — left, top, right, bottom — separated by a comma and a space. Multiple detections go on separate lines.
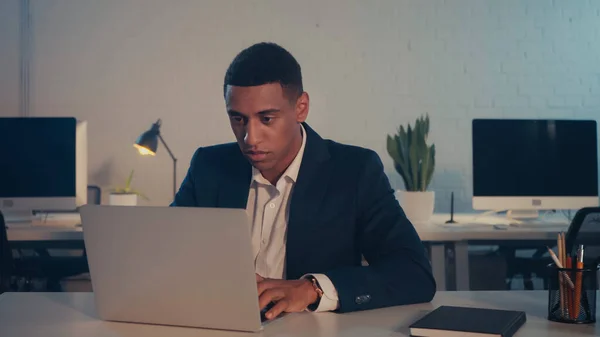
231, 116, 245, 124
261, 117, 272, 124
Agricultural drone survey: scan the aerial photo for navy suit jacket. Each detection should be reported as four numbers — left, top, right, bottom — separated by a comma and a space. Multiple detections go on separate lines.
171, 123, 436, 312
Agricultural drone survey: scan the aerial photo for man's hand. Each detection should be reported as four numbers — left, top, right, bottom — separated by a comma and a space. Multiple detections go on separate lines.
255, 274, 319, 320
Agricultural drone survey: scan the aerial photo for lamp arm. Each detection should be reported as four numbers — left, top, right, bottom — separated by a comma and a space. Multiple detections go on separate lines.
157, 133, 177, 162
157, 133, 178, 198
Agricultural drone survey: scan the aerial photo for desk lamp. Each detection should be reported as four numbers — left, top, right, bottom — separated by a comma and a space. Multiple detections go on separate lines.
134, 119, 178, 198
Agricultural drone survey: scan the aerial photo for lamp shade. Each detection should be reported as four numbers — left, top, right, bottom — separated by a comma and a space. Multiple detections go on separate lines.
134, 119, 161, 155
132, 118, 178, 198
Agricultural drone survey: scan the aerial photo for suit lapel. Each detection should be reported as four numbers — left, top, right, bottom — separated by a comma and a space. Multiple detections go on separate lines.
217, 149, 252, 209
286, 123, 332, 279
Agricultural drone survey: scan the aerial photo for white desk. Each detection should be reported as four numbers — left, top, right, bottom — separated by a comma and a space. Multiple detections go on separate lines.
0, 291, 595, 336
420, 213, 569, 291
7, 212, 81, 234
8, 225, 82, 241
7, 217, 84, 250
420, 213, 569, 241
6, 212, 570, 290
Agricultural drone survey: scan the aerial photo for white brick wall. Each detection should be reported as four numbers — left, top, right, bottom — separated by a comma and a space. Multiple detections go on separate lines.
1, 0, 598, 210
0, 0, 20, 117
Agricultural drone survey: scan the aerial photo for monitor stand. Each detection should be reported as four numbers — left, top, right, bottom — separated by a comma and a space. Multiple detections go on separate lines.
506, 209, 540, 220
2, 210, 36, 224
506, 209, 540, 223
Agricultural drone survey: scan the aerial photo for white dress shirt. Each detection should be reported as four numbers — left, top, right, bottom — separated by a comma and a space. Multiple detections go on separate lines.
245, 124, 339, 312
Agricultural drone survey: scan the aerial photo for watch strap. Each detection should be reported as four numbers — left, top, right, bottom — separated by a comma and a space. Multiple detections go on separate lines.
307, 276, 323, 311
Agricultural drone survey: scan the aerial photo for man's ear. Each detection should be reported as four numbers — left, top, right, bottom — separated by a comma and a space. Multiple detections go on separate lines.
295, 92, 309, 123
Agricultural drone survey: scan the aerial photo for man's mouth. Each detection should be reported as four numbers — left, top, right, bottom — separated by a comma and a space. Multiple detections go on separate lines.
245, 151, 269, 162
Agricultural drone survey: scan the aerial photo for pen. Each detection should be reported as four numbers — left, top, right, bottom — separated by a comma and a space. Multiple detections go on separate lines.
557, 234, 566, 317
566, 255, 573, 319
574, 245, 584, 318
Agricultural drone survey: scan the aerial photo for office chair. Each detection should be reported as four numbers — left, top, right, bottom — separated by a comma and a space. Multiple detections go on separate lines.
501, 211, 579, 290
40, 185, 102, 290
0, 211, 13, 294
565, 207, 600, 266
2, 199, 93, 293
51, 185, 102, 291
11, 255, 89, 292
505, 207, 600, 290
0, 212, 43, 292
503, 246, 553, 290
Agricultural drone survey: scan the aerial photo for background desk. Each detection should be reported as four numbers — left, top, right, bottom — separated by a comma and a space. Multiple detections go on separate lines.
420, 213, 569, 291
0, 291, 596, 337
7, 220, 84, 250
6, 212, 571, 291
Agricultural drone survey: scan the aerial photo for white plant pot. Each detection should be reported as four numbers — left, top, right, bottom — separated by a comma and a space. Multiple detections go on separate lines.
109, 193, 138, 206
395, 190, 435, 225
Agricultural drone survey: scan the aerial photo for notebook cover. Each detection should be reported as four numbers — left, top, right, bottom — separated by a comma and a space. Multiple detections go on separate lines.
409, 305, 526, 337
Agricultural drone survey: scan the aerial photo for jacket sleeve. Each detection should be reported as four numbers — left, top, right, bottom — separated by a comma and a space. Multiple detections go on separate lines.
170, 148, 201, 207
323, 150, 436, 313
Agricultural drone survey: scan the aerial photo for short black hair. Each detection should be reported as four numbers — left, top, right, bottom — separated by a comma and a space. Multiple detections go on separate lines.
223, 42, 303, 101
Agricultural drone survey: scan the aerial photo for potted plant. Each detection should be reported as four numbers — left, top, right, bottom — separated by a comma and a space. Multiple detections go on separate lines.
109, 170, 148, 206
386, 114, 436, 224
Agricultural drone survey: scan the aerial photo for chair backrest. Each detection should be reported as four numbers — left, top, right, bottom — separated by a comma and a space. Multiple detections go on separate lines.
565, 207, 600, 266
87, 185, 102, 205
0, 211, 13, 293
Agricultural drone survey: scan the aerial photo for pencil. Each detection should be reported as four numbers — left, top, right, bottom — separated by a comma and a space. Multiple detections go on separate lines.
546, 247, 575, 289
560, 233, 569, 318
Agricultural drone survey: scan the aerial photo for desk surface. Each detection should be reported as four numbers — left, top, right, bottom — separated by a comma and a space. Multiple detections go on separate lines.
414, 213, 569, 242
7, 225, 82, 241
0, 291, 596, 336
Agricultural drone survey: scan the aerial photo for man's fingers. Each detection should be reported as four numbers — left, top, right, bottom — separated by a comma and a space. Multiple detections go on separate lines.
257, 279, 298, 296
259, 288, 284, 310
265, 299, 289, 320
257, 280, 268, 297
257, 279, 280, 296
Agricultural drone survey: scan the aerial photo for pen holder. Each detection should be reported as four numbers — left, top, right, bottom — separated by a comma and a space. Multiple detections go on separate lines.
547, 263, 598, 324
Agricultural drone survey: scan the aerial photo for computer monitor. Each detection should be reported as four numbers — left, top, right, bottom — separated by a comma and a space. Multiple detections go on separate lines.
0, 117, 87, 222
472, 118, 599, 218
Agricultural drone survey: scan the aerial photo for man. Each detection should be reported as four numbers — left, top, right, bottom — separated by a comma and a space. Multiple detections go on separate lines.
172, 42, 435, 320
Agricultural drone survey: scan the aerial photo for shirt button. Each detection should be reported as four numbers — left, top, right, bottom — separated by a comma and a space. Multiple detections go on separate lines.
262, 239, 267, 245
269, 203, 275, 208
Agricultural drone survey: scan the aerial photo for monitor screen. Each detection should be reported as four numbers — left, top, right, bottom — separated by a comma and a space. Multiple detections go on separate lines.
0, 117, 77, 198
472, 119, 598, 198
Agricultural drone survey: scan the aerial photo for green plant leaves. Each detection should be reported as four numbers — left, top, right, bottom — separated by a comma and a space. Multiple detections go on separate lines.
386, 114, 435, 191
125, 169, 134, 190
109, 169, 149, 200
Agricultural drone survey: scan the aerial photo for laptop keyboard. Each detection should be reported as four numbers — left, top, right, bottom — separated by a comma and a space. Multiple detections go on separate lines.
260, 302, 276, 322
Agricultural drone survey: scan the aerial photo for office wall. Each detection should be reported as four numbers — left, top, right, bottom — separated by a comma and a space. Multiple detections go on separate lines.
19, 0, 600, 208
0, 0, 20, 117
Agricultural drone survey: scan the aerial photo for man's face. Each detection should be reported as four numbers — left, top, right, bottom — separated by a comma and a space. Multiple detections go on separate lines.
225, 83, 308, 174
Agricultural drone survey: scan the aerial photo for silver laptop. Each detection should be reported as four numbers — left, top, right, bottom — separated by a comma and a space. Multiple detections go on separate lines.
79, 205, 263, 332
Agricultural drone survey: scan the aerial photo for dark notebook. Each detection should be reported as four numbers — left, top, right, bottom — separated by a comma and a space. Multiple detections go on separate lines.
409, 306, 526, 337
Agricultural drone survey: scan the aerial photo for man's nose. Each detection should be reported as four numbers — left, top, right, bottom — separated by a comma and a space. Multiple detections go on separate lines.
244, 121, 260, 146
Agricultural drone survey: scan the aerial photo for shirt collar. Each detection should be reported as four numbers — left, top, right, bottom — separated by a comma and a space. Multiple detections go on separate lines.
252, 123, 307, 186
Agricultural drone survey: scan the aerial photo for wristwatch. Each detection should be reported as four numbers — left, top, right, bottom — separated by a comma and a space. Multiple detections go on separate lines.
307, 276, 324, 311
